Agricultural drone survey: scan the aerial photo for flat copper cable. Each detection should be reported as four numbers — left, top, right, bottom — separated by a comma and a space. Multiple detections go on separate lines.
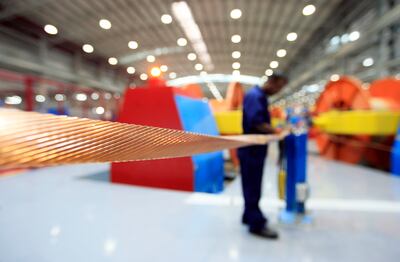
0, 109, 284, 168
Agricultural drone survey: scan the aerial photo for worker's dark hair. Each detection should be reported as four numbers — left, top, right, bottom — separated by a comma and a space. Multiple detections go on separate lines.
268, 71, 288, 82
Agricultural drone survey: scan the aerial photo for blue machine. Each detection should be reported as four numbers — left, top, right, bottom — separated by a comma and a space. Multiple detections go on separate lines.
175, 95, 225, 193
280, 132, 311, 224
391, 127, 400, 176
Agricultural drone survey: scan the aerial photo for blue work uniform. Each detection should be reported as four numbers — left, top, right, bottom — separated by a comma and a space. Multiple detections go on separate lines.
238, 85, 270, 230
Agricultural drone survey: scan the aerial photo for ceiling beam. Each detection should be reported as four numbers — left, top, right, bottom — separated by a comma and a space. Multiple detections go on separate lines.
0, 0, 52, 21
273, 3, 400, 102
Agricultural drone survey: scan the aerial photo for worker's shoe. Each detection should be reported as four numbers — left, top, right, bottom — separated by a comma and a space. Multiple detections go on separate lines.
249, 227, 279, 239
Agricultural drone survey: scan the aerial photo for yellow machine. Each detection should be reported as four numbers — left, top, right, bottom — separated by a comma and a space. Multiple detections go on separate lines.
314, 110, 400, 136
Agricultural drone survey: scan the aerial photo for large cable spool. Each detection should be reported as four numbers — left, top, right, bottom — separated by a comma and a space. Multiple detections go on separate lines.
364, 78, 400, 170
314, 76, 370, 164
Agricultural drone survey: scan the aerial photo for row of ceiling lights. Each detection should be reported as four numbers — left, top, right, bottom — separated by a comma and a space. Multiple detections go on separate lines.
226, 4, 314, 78
278, 56, 375, 106
259, 4, 315, 80
42, 3, 317, 84
4, 91, 115, 113
44, 17, 179, 81
170, 4, 314, 78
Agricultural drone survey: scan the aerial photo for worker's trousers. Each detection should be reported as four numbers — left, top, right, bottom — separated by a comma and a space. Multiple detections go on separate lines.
238, 145, 268, 230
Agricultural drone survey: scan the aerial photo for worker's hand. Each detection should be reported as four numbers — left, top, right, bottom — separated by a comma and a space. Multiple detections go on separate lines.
274, 127, 290, 140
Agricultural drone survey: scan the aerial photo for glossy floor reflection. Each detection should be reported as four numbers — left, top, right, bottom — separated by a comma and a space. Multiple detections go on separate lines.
1, 142, 400, 262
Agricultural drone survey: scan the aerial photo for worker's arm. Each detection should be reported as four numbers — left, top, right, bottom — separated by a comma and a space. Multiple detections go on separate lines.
255, 123, 277, 134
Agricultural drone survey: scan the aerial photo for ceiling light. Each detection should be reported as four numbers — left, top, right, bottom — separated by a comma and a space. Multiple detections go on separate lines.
140, 73, 148, 80
330, 35, 341, 46
172, 1, 214, 70
108, 57, 118, 65
35, 95, 46, 103
362, 57, 374, 67
195, 63, 203, 71
302, 4, 316, 16
261, 76, 268, 82
232, 51, 241, 59
127, 66, 135, 74
55, 94, 65, 102
150, 67, 161, 77
161, 14, 173, 24
232, 70, 240, 76
128, 41, 138, 49
177, 38, 187, 46
341, 33, 349, 44
287, 32, 298, 42
146, 55, 155, 62
91, 93, 99, 100
82, 44, 94, 53
104, 93, 112, 100
169, 72, 177, 79
349, 31, 360, 42
95, 106, 105, 115
232, 62, 240, 69
231, 34, 241, 43
76, 93, 87, 101
330, 74, 340, 82
276, 49, 287, 57
160, 65, 168, 72
265, 69, 273, 76
187, 53, 197, 61
270, 61, 279, 68
99, 19, 112, 30
5, 95, 22, 105
306, 84, 320, 93
44, 24, 58, 35
230, 9, 242, 19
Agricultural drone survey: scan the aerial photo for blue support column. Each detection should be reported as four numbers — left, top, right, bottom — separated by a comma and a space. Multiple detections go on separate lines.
391, 127, 400, 176
280, 132, 311, 224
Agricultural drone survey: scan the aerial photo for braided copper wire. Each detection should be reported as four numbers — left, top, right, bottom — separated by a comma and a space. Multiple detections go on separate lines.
0, 109, 281, 168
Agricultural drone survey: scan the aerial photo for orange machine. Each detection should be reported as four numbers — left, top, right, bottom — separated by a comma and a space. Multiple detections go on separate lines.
314, 76, 400, 170
314, 76, 370, 164
209, 82, 245, 167
209, 82, 244, 112
173, 83, 204, 99
365, 78, 400, 169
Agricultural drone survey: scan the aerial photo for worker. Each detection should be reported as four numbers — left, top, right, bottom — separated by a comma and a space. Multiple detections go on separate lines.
238, 72, 288, 239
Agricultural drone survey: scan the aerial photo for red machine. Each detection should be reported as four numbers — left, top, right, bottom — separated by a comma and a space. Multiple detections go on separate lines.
111, 85, 194, 191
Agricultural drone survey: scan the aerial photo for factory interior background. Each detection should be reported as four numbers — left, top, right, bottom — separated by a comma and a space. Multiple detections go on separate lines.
1, 0, 400, 261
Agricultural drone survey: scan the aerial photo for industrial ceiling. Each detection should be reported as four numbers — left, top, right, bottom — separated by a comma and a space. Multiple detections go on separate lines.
0, 0, 342, 83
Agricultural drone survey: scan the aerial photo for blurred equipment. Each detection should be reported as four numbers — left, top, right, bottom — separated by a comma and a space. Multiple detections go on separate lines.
313, 76, 400, 172
279, 132, 310, 224
210, 82, 245, 172
392, 127, 400, 176
111, 81, 268, 193
0, 69, 119, 120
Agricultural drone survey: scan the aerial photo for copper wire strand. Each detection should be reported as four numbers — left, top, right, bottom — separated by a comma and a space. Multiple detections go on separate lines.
0, 109, 281, 168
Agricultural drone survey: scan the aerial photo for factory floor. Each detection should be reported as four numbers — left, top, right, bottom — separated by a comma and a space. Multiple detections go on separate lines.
1, 143, 400, 262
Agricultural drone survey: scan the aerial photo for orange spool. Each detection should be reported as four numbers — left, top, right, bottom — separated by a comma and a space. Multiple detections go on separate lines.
225, 82, 244, 110
270, 106, 285, 119
314, 76, 371, 164
369, 78, 400, 110
364, 78, 400, 170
